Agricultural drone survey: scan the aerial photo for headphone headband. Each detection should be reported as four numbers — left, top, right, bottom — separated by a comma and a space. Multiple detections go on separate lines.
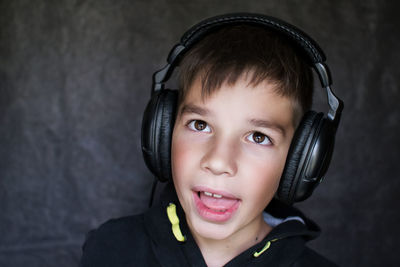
152, 13, 342, 123
180, 13, 325, 64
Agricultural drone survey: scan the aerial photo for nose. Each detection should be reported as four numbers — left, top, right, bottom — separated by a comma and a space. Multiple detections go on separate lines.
200, 136, 238, 176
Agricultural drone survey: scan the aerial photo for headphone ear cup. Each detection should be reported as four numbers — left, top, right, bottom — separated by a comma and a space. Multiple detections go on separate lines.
141, 89, 178, 182
278, 111, 322, 204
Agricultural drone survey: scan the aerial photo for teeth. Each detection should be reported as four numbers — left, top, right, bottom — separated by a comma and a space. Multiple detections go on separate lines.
204, 191, 213, 197
203, 191, 223, 198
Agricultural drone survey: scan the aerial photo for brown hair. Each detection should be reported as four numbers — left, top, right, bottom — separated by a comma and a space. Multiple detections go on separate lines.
178, 25, 314, 123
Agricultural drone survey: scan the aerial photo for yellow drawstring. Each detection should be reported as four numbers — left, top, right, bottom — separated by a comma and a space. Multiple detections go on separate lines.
253, 238, 279, 257
166, 203, 186, 242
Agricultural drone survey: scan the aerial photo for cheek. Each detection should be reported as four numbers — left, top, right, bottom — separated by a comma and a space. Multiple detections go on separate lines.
240, 152, 287, 202
253, 163, 281, 190
171, 130, 203, 211
171, 130, 198, 183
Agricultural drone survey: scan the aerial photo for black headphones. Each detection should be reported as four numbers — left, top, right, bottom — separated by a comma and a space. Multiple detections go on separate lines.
141, 13, 343, 205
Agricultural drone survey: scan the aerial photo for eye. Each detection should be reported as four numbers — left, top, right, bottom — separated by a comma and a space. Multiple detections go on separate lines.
187, 120, 211, 133
247, 132, 272, 146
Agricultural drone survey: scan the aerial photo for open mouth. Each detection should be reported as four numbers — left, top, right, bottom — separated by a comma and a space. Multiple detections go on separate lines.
197, 190, 237, 212
193, 188, 240, 222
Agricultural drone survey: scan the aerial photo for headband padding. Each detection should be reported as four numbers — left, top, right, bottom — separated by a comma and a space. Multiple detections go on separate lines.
173, 13, 325, 65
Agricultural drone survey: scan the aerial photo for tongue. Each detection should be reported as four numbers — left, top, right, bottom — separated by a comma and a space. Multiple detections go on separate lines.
199, 192, 238, 210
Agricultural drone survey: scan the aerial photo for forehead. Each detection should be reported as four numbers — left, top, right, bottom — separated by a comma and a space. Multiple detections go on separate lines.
178, 76, 298, 127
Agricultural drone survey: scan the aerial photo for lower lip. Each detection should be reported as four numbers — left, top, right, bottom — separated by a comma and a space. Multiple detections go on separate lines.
192, 191, 240, 223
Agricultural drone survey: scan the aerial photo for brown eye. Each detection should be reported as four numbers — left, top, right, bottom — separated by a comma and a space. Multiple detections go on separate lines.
252, 132, 265, 143
194, 120, 207, 131
247, 132, 271, 145
188, 120, 211, 132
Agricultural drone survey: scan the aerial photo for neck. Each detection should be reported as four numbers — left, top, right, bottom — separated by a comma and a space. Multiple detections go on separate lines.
189, 215, 272, 267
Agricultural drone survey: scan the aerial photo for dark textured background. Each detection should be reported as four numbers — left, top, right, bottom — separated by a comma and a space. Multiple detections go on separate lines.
0, 1, 399, 266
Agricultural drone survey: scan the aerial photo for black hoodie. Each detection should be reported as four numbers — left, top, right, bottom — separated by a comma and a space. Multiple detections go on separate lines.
80, 183, 337, 266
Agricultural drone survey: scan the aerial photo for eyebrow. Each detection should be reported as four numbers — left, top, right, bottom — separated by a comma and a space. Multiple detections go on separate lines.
248, 118, 286, 137
180, 104, 286, 137
179, 104, 210, 116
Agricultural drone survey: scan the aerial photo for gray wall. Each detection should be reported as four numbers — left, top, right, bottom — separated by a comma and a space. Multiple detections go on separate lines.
0, 0, 399, 266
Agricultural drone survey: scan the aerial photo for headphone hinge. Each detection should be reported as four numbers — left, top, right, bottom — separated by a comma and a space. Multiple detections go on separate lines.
326, 86, 344, 125
152, 64, 170, 94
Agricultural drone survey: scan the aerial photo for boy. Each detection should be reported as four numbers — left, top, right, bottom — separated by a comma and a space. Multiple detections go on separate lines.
81, 13, 341, 266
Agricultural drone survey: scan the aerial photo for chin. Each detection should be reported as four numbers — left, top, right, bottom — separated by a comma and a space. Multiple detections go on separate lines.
188, 214, 237, 241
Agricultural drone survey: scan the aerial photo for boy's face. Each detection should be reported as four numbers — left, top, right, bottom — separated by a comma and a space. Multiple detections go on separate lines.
171, 76, 296, 242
